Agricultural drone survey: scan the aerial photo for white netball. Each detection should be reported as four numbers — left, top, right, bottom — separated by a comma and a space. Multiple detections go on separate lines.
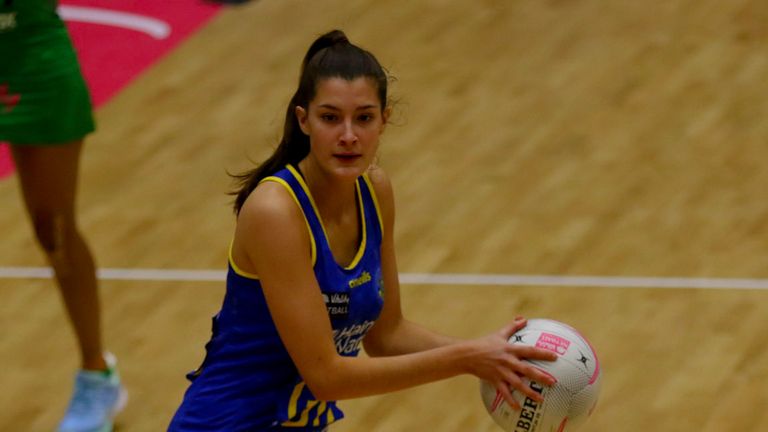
480, 318, 602, 432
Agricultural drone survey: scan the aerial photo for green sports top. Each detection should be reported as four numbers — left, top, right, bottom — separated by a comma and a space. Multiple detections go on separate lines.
0, 0, 78, 79
1, 0, 62, 36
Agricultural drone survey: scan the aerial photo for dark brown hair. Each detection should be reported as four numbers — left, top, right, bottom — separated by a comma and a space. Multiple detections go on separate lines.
231, 30, 389, 214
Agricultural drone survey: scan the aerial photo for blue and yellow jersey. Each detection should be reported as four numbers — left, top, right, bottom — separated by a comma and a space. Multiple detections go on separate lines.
169, 165, 385, 431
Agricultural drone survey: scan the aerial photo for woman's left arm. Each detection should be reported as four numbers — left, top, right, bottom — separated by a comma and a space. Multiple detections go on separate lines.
363, 167, 460, 357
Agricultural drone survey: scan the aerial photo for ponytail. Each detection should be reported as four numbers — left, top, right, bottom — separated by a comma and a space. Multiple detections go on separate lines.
230, 29, 388, 214
302, 30, 350, 72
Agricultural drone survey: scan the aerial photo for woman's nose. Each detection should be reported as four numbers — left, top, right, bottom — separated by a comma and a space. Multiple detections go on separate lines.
340, 120, 358, 144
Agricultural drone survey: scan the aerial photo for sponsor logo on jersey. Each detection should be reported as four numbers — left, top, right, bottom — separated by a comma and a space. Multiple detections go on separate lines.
332, 320, 375, 355
321, 292, 350, 320
348, 271, 371, 289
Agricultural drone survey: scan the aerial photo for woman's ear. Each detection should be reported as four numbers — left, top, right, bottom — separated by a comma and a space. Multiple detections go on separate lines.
295, 106, 310, 136
380, 106, 391, 134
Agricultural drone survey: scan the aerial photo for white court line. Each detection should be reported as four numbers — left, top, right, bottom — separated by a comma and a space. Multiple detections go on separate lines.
0, 267, 224, 282
58, 5, 171, 39
400, 273, 768, 290
1, 266, 768, 290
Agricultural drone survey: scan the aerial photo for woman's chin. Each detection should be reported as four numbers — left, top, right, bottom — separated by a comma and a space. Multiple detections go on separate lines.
331, 157, 368, 177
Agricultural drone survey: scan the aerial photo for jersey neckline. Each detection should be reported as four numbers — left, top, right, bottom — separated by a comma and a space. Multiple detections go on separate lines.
286, 164, 368, 271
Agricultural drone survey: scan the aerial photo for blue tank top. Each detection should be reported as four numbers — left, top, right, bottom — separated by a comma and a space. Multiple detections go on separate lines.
169, 165, 385, 431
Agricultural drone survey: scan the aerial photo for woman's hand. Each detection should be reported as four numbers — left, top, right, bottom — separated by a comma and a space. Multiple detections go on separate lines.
462, 317, 558, 410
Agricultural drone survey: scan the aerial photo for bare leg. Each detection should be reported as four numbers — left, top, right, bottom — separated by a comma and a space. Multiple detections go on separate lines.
11, 141, 106, 371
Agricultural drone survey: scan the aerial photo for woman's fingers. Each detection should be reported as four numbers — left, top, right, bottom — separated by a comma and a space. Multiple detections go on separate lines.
499, 369, 545, 404
501, 317, 528, 339
521, 362, 557, 387
506, 346, 558, 385
511, 345, 558, 362
518, 380, 546, 403
483, 318, 562, 410
495, 381, 521, 411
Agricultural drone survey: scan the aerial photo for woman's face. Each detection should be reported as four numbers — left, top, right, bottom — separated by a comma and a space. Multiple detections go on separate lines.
296, 77, 388, 181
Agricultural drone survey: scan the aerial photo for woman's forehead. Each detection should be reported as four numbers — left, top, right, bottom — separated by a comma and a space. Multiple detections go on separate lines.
312, 77, 381, 108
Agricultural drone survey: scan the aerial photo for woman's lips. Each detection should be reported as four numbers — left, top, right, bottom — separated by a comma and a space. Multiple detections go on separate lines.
334, 153, 361, 161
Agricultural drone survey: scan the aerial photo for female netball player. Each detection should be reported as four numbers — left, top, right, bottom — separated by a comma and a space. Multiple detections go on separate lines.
0, 2, 126, 431
168, 29, 557, 431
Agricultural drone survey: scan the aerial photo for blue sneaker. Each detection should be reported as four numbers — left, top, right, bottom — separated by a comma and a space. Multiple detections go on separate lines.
57, 353, 128, 432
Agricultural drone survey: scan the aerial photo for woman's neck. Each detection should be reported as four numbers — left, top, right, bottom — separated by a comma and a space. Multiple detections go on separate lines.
297, 159, 357, 221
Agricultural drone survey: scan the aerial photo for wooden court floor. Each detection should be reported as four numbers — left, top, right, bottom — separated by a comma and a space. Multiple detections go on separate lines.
2, 0, 767, 430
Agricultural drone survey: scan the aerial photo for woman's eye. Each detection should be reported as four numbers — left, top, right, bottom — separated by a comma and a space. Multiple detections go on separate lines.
321, 114, 337, 122
358, 114, 373, 122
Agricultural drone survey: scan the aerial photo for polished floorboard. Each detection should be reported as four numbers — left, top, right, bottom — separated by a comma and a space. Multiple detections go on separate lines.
1, 0, 767, 430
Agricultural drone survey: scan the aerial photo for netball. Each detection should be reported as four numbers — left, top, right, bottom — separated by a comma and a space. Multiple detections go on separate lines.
480, 319, 602, 432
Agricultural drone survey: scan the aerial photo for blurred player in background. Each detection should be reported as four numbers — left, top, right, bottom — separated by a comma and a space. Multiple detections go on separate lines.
0, 1, 126, 431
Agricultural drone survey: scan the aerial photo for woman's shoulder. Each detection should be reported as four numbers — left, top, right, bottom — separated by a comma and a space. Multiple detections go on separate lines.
232, 177, 312, 276
364, 165, 395, 226
365, 165, 393, 200
238, 179, 303, 228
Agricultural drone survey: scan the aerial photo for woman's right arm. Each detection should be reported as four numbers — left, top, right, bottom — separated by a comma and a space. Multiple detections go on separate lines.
231, 182, 555, 408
